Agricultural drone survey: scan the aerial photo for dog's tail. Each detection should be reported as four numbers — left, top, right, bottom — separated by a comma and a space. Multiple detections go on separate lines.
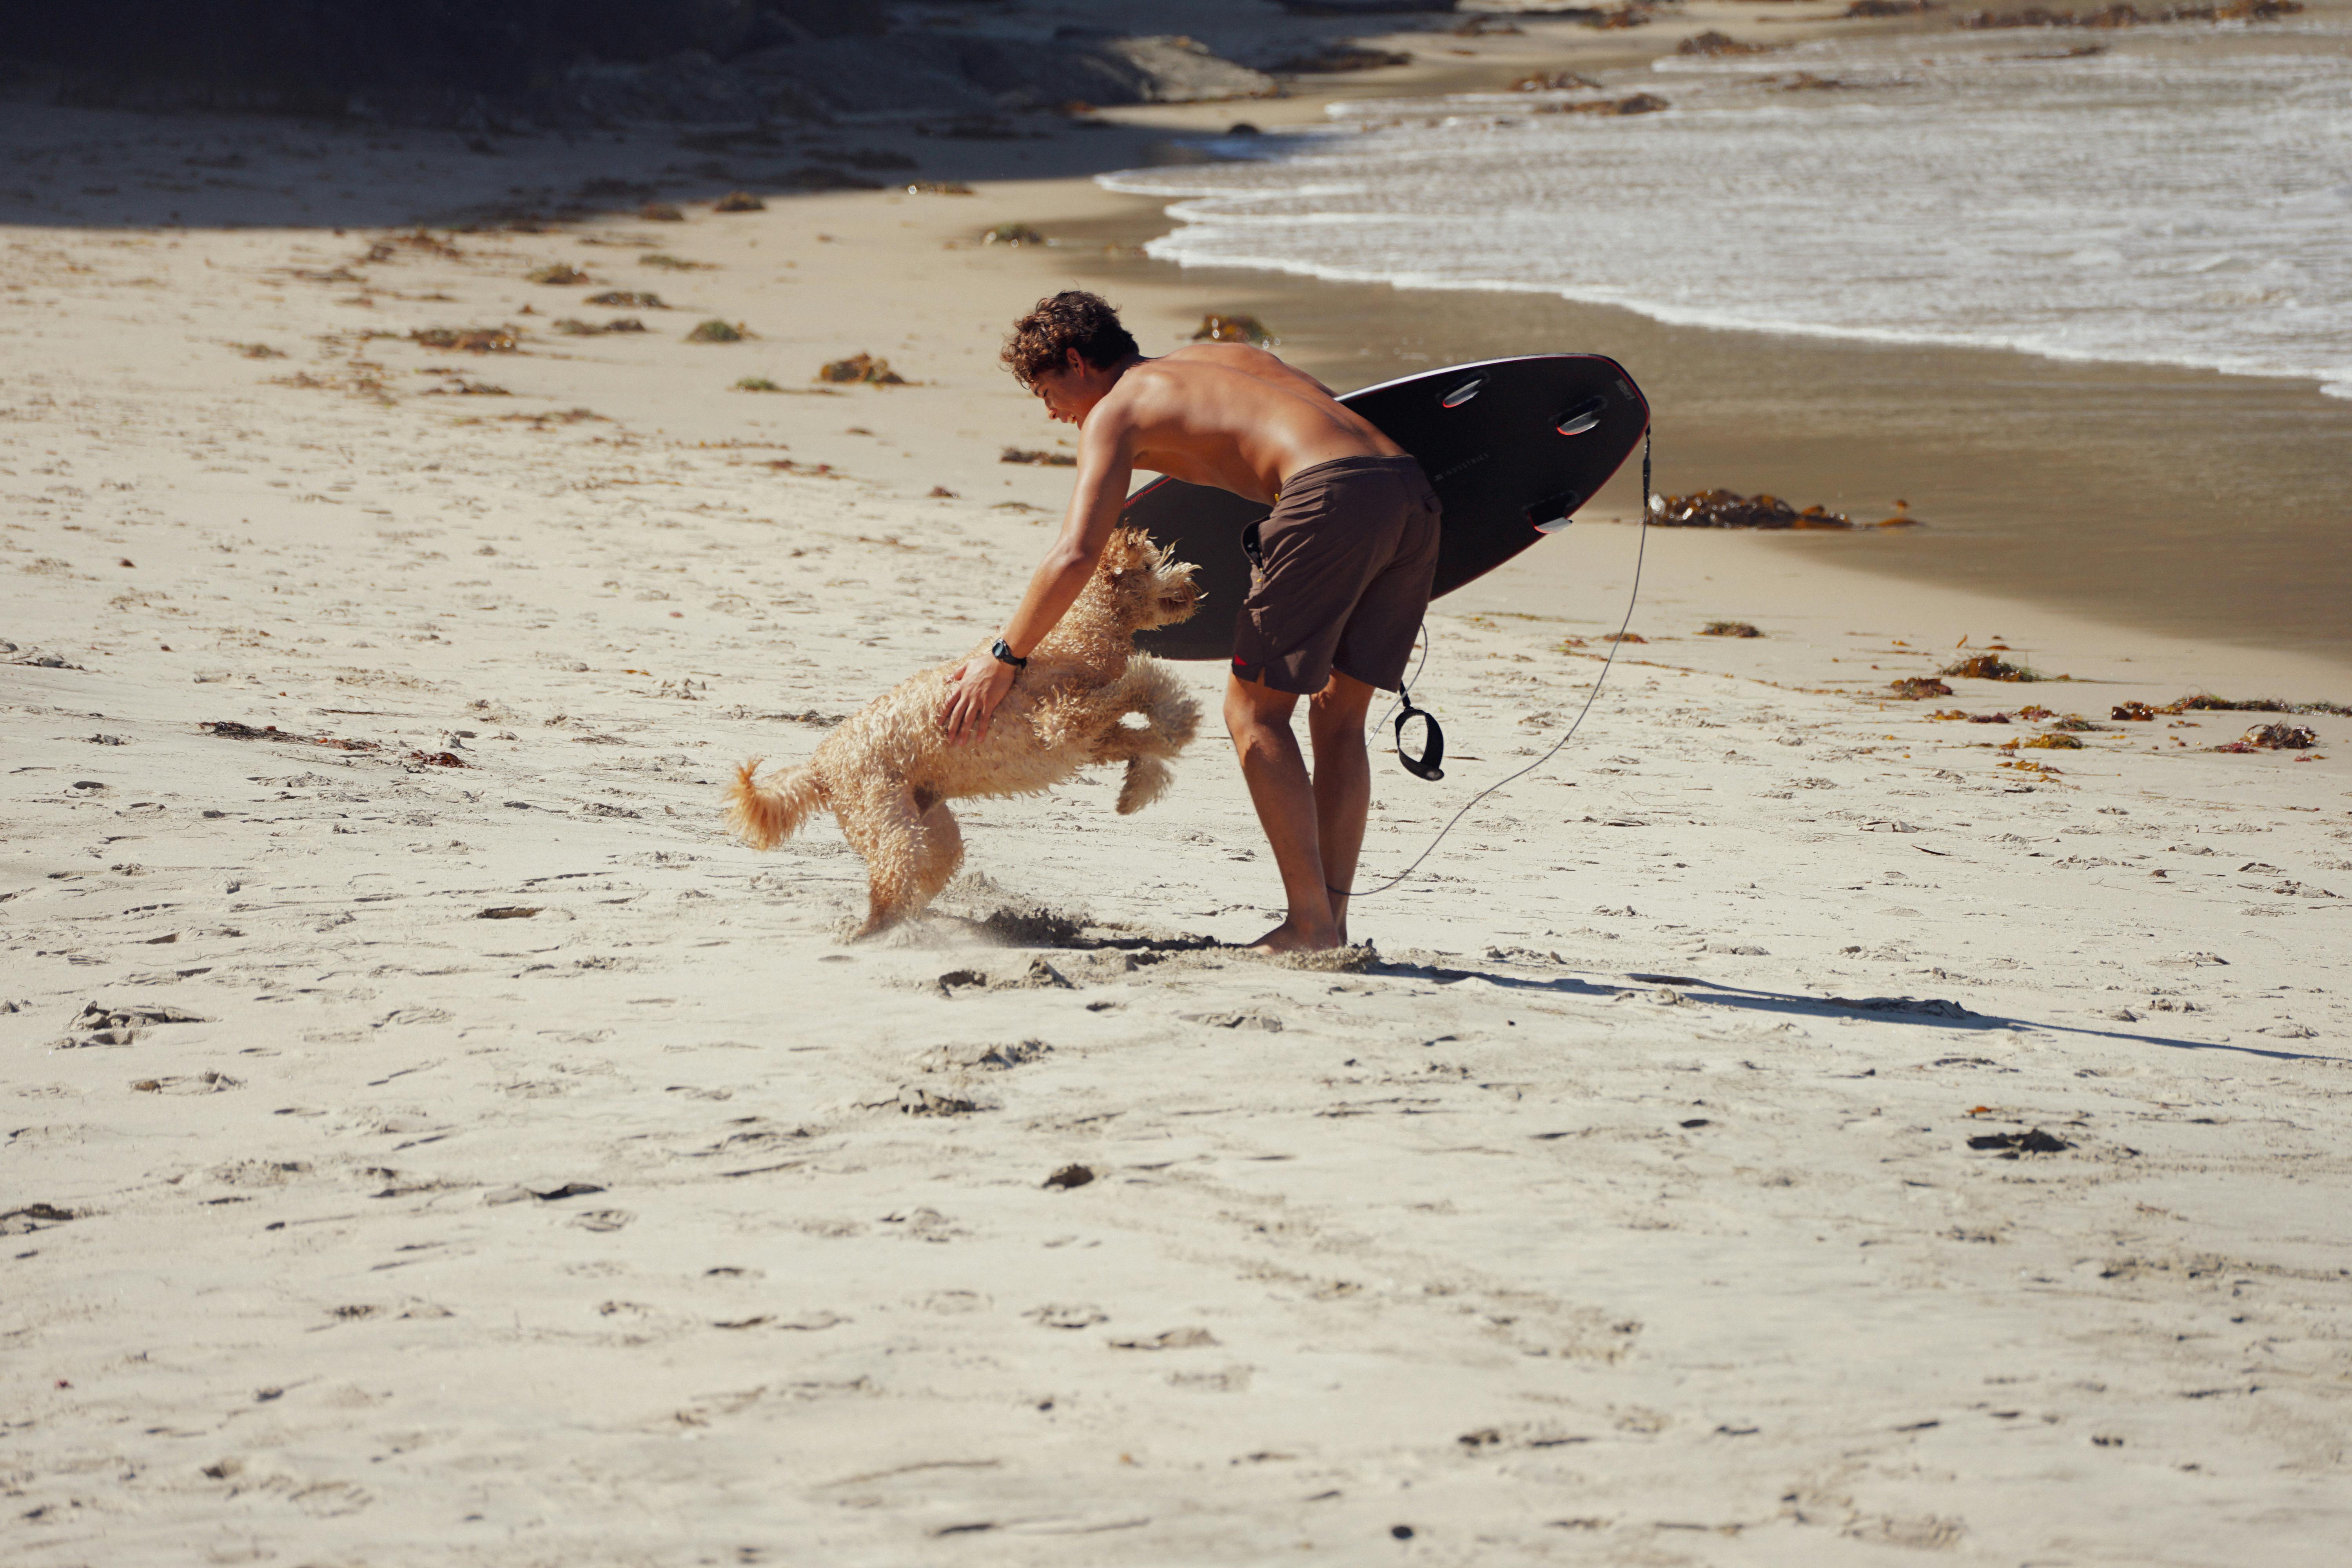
725, 757, 825, 849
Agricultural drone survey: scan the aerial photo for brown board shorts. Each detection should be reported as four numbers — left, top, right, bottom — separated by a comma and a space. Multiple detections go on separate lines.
1231, 454, 1441, 695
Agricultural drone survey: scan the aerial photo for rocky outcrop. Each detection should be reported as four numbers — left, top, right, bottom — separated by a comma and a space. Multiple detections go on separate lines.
15, 4, 1273, 128
731, 32, 1273, 120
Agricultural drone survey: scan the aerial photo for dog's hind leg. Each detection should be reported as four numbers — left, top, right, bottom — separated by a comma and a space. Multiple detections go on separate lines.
1092, 661, 1201, 814
836, 783, 927, 937
912, 789, 966, 908
1129, 659, 1202, 752
1117, 753, 1175, 815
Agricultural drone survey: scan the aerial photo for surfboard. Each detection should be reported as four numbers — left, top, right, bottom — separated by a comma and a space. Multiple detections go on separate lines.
1123, 353, 1650, 662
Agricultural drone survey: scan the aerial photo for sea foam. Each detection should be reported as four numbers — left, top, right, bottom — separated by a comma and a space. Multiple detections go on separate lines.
1102, 25, 2352, 399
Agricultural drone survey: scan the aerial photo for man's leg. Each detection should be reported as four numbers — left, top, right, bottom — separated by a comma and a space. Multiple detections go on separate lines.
1305, 672, 1376, 946
1223, 672, 1340, 952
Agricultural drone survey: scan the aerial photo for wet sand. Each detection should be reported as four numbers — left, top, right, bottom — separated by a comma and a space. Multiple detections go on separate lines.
1042, 200, 2352, 677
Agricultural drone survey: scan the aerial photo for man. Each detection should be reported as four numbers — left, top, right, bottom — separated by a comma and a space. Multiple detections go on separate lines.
938, 290, 1439, 953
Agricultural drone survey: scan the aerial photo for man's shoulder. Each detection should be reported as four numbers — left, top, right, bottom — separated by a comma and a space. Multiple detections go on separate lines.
1103, 356, 1223, 412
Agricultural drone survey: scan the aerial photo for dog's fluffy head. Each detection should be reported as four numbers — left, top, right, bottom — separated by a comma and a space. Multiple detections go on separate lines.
1098, 527, 1200, 631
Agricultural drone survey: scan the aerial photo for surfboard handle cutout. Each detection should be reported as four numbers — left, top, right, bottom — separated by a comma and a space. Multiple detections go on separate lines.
1528, 492, 1581, 532
1555, 396, 1607, 436
1439, 374, 1487, 409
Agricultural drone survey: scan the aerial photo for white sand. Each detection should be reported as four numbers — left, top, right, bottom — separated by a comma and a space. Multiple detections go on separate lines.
5, 98, 2351, 1566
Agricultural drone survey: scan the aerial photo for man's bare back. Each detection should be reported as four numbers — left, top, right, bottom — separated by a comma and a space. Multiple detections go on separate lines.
1109, 343, 1406, 503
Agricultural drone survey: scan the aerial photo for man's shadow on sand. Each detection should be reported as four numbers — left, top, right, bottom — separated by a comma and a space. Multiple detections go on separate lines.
1357, 956, 2341, 1066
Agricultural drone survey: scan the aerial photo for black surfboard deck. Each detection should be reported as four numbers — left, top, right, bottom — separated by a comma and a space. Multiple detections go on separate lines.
1125, 353, 1649, 663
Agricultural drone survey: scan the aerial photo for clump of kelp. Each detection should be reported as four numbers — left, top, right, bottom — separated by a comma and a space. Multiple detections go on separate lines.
817, 353, 906, 385
1537, 93, 1671, 116
1679, 31, 1778, 55
2109, 694, 2352, 719
1651, 491, 1919, 530
410, 326, 520, 353
1512, 71, 1601, 91
1942, 653, 2050, 682
359, 230, 463, 263
2214, 723, 2318, 753
1192, 313, 1273, 346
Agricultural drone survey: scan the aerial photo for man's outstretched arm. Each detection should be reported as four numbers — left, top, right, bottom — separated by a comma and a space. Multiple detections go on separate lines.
938, 414, 1136, 744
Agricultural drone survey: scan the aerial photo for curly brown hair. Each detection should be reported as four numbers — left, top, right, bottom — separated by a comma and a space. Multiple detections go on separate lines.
1001, 290, 1140, 388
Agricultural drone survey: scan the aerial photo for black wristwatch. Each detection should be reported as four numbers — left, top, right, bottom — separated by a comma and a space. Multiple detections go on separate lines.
989, 637, 1028, 670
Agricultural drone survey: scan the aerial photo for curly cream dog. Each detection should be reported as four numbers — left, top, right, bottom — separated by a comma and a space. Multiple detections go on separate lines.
726, 527, 1202, 935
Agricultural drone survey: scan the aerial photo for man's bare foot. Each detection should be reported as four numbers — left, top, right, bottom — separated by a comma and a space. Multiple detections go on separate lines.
1246, 917, 1342, 954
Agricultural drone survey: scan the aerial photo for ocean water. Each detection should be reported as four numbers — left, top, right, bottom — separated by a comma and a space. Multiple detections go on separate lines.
1101, 21, 2352, 398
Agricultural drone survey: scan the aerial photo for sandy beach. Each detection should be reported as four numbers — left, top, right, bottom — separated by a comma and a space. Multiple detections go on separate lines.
7, 7, 2352, 1563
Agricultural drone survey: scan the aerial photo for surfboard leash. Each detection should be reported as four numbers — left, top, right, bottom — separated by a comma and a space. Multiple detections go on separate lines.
1328, 425, 1651, 903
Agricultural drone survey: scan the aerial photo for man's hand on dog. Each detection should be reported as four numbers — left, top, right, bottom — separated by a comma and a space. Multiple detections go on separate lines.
940, 653, 1017, 745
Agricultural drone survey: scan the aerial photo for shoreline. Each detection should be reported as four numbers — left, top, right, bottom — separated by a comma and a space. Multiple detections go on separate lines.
1039, 49, 2352, 675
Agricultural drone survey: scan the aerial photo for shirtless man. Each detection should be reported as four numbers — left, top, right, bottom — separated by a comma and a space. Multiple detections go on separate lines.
939, 290, 1439, 953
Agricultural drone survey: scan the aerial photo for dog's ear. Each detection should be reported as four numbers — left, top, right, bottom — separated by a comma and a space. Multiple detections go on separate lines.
1116, 526, 1160, 570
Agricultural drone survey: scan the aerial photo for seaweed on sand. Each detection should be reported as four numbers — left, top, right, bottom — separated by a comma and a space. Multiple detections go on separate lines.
687, 319, 750, 343
2164, 693, 2352, 717
1651, 490, 1915, 529
1701, 621, 1762, 637
1538, 93, 1671, 116
816, 353, 905, 385
712, 191, 766, 212
1679, 30, 1779, 53
1943, 653, 2046, 682
1192, 313, 1273, 346
410, 326, 519, 353
1001, 447, 1077, 466
1889, 677, 1954, 699
526, 263, 590, 285
586, 290, 664, 308
199, 720, 378, 751
2214, 723, 2318, 752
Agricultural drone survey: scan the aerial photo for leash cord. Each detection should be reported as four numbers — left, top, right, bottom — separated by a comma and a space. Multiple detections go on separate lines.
1328, 425, 1651, 902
